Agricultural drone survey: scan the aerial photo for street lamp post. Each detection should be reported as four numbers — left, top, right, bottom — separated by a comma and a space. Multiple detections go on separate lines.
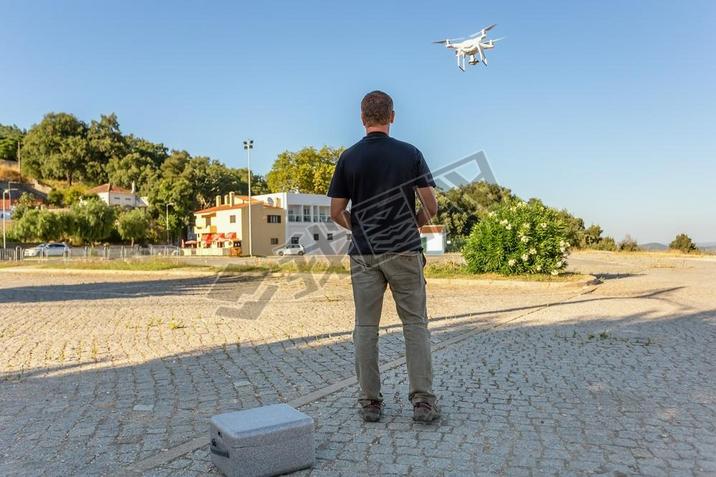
2, 185, 18, 250
165, 202, 174, 245
243, 139, 254, 257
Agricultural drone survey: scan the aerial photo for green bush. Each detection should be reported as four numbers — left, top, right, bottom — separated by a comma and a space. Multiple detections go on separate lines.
593, 236, 617, 251
463, 200, 570, 275
669, 233, 697, 253
619, 235, 640, 252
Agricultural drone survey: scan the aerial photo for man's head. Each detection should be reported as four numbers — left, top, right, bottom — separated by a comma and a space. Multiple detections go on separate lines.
361, 90, 395, 130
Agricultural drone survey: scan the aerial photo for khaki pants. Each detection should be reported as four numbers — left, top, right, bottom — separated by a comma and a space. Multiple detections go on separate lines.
350, 252, 436, 406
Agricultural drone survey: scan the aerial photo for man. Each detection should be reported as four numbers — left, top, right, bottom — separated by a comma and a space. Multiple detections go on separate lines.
328, 90, 440, 423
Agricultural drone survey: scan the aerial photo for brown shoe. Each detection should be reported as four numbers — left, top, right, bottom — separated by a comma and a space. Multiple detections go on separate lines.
359, 400, 383, 422
413, 402, 440, 423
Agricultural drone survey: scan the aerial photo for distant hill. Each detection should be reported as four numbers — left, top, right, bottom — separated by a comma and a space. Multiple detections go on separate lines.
639, 242, 668, 251
638, 241, 716, 253
696, 242, 716, 251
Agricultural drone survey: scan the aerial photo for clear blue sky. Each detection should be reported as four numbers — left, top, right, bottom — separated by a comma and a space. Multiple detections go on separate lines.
2, 0, 715, 243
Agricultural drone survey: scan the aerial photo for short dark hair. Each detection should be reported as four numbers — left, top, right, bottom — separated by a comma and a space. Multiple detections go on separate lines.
361, 90, 393, 126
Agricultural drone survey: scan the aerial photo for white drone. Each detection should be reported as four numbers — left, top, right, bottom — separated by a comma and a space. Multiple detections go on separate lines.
434, 24, 503, 71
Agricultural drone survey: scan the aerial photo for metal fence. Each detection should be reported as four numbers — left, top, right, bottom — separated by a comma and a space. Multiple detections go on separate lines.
0, 245, 181, 261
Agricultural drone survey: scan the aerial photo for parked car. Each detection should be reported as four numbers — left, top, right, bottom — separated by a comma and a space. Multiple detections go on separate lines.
23, 242, 70, 257
276, 244, 305, 256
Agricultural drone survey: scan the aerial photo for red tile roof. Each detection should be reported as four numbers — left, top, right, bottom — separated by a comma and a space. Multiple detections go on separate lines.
88, 183, 133, 194
420, 225, 445, 233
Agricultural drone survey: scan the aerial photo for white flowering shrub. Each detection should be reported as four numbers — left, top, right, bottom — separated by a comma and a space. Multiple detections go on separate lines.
463, 200, 571, 275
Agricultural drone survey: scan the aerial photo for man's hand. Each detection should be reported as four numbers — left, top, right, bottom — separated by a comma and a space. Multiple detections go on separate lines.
330, 197, 352, 230
416, 186, 438, 228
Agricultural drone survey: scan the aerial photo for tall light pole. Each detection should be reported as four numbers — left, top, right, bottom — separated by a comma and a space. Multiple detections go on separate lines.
2, 184, 18, 250
243, 139, 254, 257
165, 202, 174, 245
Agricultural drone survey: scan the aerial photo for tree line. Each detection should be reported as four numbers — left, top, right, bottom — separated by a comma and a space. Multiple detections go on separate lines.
4, 112, 697, 252
0, 112, 344, 245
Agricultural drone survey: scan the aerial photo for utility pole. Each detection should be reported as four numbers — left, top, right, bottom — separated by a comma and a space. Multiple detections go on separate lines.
243, 139, 254, 257
17, 141, 21, 182
2, 183, 18, 249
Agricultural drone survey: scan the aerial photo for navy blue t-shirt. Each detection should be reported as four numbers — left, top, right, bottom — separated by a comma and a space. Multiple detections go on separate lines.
327, 132, 435, 255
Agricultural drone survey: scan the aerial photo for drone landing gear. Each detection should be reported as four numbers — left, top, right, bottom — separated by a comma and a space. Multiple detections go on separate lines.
457, 54, 466, 71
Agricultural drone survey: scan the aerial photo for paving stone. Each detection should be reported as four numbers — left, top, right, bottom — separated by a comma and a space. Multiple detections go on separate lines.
1, 253, 714, 476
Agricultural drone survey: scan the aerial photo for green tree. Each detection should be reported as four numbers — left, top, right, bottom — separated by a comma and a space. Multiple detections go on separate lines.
583, 224, 604, 248
594, 236, 617, 251
106, 152, 159, 193
20, 113, 89, 184
47, 189, 65, 207
619, 235, 640, 252
116, 208, 149, 246
36, 209, 65, 242
555, 208, 586, 247
0, 124, 24, 162
146, 175, 194, 242
86, 113, 127, 183
70, 198, 116, 244
266, 146, 343, 194
669, 233, 697, 253
10, 208, 41, 242
7, 192, 38, 221
124, 135, 168, 168
236, 167, 269, 195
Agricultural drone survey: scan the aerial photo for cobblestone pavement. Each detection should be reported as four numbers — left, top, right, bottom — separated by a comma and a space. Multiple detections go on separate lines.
1, 252, 715, 476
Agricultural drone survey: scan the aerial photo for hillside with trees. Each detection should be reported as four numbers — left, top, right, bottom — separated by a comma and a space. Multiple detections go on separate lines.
2, 112, 630, 251
2, 113, 268, 244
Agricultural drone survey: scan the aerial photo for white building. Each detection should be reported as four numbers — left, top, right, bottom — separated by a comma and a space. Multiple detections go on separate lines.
253, 192, 351, 255
190, 192, 285, 256
88, 183, 148, 208
420, 225, 447, 255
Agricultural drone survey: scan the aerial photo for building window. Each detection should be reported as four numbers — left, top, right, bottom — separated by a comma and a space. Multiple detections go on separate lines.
318, 206, 330, 222
267, 214, 281, 223
313, 233, 319, 241
303, 205, 311, 223
205, 217, 212, 226
288, 206, 301, 222
327, 233, 333, 240
270, 238, 279, 245
291, 236, 300, 245
229, 215, 236, 224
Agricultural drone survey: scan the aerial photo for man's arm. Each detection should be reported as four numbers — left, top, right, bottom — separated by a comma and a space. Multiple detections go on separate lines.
416, 186, 438, 228
330, 197, 352, 230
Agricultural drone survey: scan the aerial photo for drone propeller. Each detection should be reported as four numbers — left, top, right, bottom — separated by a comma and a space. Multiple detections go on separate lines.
482, 37, 505, 45
433, 37, 464, 44
469, 24, 497, 37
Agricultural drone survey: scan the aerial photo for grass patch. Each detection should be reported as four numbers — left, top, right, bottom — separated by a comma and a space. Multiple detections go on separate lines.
28, 258, 213, 272
423, 261, 588, 282
7, 256, 590, 282
0, 261, 23, 269
167, 320, 186, 330
222, 261, 349, 275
